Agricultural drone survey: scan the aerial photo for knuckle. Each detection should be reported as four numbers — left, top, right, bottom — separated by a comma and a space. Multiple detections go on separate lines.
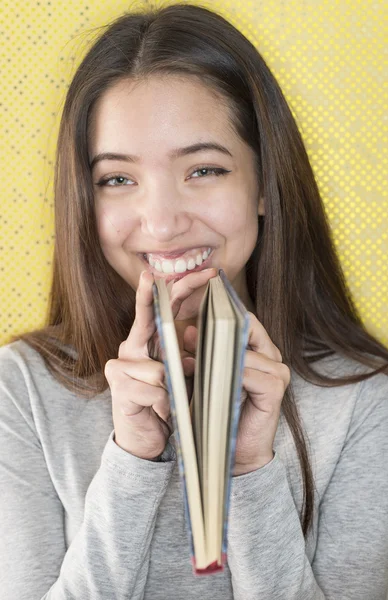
118, 341, 127, 356
247, 311, 256, 324
280, 363, 291, 385
105, 359, 133, 390
154, 386, 168, 405
104, 359, 117, 381
155, 362, 166, 385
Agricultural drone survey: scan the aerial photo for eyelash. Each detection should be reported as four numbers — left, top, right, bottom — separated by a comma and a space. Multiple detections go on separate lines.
95, 166, 231, 187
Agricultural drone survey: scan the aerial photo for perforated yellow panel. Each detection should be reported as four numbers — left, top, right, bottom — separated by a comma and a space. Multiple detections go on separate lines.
1, 0, 387, 346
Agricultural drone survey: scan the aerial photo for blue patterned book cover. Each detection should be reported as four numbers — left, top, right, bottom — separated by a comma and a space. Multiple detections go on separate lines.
218, 269, 250, 562
152, 270, 249, 574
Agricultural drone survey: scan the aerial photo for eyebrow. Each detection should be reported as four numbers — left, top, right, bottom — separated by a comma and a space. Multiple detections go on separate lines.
90, 142, 233, 170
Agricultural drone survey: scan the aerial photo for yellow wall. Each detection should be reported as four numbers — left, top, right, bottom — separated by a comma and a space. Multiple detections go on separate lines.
1, 0, 387, 346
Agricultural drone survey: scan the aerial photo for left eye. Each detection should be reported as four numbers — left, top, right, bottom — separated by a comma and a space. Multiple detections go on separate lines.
96, 176, 133, 187
190, 167, 230, 178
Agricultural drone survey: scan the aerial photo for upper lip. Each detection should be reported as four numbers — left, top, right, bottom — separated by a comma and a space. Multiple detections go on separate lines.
139, 246, 212, 259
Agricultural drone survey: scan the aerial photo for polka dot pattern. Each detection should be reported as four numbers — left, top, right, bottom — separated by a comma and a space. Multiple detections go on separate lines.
0, 0, 387, 346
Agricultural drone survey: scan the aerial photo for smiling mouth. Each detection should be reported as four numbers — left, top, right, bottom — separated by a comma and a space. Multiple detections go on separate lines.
139, 247, 214, 280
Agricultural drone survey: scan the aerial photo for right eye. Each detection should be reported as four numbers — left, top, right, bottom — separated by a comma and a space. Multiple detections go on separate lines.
96, 175, 135, 187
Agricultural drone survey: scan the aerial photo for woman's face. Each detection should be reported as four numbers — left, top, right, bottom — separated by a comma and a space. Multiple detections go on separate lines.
88, 75, 263, 310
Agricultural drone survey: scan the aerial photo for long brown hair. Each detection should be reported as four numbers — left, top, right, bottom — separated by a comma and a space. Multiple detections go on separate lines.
15, 2, 388, 537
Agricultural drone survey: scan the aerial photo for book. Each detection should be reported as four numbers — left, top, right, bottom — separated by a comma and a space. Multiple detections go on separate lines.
152, 269, 249, 575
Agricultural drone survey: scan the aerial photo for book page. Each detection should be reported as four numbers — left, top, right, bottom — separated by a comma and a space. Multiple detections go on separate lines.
193, 284, 210, 502
206, 277, 236, 565
202, 284, 215, 551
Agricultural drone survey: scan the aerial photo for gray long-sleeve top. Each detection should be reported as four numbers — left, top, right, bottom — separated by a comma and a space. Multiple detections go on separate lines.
0, 340, 387, 599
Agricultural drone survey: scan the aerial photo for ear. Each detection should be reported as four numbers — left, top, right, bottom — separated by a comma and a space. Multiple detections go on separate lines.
258, 196, 265, 216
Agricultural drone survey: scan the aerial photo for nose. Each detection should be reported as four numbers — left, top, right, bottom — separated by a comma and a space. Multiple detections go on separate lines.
140, 187, 192, 242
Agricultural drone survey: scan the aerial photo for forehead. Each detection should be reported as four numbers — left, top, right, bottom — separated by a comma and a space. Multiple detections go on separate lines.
88, 75, 238, 154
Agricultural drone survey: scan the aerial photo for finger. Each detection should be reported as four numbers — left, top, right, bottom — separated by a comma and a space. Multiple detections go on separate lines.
246, 312, 283, 362
242, 367, 287, 411
182, 355, 196, 377
170, 268, 218, 318
119, 271, 156, 360
183, 325, 198, 356
104, 358, 167, 389
243, 350, 291, 386
112, 376, 170, 417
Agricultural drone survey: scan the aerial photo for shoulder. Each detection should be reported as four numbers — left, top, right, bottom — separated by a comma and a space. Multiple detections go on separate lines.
0, 339, 45, 383
0, 339, 113, 448
290, 353, 388, 463
0, 340, 51, 438
0, 339, 58, 389
0, 339, 92, 422
292, 352, 388, 419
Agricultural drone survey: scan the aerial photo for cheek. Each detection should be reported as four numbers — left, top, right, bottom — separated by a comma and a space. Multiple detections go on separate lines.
210, 195, 258, 273
95, 205, 135, 248
209, 195, 257, 237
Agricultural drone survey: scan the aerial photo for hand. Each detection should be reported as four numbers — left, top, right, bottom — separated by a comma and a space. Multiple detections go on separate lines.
182, 312, 291, 476
105, 268, 217, 460
233, 312, 290, 475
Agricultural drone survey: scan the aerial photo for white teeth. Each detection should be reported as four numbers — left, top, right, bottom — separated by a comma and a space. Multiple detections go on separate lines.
145, 248, 212, 273
174, 259, 187, 273
161, 260, 174, 273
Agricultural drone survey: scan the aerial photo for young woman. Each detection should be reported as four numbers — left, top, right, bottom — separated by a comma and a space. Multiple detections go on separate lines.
1, 3, 387, 599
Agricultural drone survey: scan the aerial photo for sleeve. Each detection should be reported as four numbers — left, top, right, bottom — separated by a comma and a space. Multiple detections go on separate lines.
0, 348, 176, 600
226, 374, 388, 600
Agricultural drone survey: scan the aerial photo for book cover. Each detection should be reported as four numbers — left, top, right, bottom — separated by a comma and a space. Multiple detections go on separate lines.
152, 269, 249, 574
152, 280, 205, 570
218, 269, 250, 565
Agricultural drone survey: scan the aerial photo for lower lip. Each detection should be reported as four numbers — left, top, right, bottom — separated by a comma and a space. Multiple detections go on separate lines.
139, 251, 214, 282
